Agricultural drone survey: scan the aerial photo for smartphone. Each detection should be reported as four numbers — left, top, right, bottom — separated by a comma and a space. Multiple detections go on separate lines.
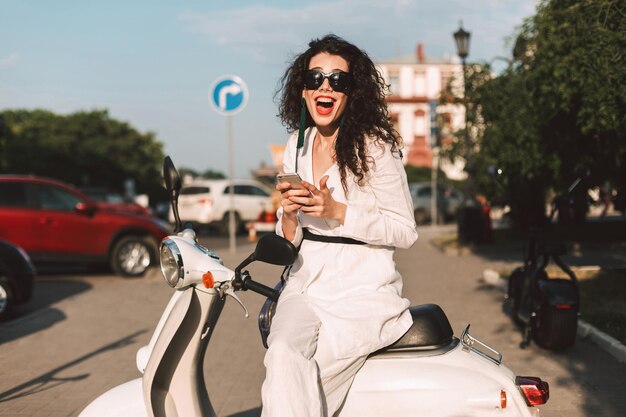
276, 172, 312, 195
277, 172, 304, 186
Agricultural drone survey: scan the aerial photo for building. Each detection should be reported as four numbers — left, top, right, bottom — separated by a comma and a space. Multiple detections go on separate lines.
376, 43, 467, 180
255, 44, 468, 183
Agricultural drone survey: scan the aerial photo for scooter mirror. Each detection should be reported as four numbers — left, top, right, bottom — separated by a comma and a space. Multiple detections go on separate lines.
253, 234, 298, 266
163, 156, 182, 195
163, 156, 183, 232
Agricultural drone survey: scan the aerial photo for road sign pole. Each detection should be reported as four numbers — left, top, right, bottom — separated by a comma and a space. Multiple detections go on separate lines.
208, 74, 248, 254
227, 115, 235, 254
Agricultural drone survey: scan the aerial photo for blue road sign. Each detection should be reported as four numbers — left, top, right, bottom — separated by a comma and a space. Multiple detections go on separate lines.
209, 75, 249, 116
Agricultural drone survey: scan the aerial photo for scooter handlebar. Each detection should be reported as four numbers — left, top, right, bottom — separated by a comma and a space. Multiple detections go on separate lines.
242, 278, 279, 302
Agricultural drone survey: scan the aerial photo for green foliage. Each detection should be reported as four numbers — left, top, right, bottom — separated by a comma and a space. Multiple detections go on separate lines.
404, 164, 462, 189
0, 109, 167, 203
178, 167, 226, 180
404, 165, 432, 183
201, 168, 226, 179
520, 0, 626, 191
441, 0, 626, 229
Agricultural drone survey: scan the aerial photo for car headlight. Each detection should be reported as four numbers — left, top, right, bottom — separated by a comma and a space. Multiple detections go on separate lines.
160, 239, 183, 287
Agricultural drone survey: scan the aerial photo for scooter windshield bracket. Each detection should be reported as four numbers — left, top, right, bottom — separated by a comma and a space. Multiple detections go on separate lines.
461, 325, 503, 365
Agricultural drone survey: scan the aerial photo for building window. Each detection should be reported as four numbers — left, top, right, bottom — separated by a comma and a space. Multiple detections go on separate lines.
389, 74, 400, 96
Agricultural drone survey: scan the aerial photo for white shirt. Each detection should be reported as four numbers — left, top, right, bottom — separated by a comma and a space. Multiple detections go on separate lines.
276, 127, 418, 359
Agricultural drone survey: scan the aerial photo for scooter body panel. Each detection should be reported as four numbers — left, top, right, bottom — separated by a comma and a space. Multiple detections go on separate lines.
78, 378, 147, 417
342, 343, 538, 417
142, 287, 221, 417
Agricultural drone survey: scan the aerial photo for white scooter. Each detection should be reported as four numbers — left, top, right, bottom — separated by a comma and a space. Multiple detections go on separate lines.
79, 157, 549, 417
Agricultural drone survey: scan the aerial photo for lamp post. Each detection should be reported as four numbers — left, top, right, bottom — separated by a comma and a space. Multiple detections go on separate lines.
453, 22, 475, 244
453, 22, 471, 197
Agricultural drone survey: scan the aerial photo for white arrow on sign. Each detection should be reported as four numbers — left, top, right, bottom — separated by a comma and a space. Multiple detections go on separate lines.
218, 84, 242, 110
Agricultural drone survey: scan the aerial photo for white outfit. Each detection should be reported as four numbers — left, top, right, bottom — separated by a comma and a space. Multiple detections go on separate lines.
261, 127, 418, 417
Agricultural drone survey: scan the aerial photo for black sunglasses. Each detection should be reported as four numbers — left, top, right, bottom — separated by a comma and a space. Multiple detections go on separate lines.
303, 69, 351, 93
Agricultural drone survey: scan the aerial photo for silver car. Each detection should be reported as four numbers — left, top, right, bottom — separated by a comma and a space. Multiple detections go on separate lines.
408, 182, 463, 225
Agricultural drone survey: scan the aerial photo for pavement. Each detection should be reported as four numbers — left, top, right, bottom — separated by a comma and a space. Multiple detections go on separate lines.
1, 229, 625, 417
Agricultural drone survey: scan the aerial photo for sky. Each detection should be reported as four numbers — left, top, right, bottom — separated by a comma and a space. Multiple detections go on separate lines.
1, 0, 537, 179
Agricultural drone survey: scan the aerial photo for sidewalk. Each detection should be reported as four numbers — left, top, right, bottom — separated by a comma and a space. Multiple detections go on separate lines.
402, 225, 626, 417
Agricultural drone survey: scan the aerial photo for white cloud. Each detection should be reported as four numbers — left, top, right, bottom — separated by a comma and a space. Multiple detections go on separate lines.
178, 0, 418, 61
178, 1, 535, 64
0, 52, 18, 69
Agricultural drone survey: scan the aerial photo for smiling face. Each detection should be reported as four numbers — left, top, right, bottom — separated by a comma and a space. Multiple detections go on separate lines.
303, 52, 350, 136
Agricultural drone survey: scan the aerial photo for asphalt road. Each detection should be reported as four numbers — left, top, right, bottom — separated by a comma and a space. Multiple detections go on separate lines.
1, 229, 625, 417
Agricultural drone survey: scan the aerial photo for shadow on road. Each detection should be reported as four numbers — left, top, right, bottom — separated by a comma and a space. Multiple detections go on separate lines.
0, 329, 147, 404
0, 277, 92, 343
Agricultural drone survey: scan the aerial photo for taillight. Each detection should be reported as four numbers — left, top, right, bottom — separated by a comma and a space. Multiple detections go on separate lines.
555, 304, 573, 310
516, 376, 549, 406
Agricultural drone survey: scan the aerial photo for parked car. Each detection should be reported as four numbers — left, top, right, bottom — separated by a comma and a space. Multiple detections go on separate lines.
0, 240, 36, 321
171, 179, 273, 234
0, 175, 170, 277
78, 186, 152, 216
409, 182, 463, 225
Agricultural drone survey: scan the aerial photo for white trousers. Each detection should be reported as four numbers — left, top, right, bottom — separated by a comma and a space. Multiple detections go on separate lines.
261, 294, 368, 417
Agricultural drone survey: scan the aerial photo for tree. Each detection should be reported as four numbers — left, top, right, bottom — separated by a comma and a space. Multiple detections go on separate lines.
521, 0, 626, 191
0, 109, 167, 203
441, 0, 626, 229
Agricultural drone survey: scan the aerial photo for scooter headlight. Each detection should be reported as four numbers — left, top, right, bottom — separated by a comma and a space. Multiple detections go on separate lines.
160, 239, 183, 287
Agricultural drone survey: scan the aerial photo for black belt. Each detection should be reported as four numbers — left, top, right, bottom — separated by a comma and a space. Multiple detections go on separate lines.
302, 228, 366, 245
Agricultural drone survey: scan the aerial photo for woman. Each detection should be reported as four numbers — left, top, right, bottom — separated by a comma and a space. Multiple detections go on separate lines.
262, 34, 417, 417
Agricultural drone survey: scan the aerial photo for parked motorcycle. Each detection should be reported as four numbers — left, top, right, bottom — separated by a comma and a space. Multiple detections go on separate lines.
506, 178, 582, 350
78, 157, 549, 417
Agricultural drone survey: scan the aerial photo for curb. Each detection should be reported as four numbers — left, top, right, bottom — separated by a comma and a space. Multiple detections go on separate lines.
577, 321, 626, 363
482, 269, 626, 363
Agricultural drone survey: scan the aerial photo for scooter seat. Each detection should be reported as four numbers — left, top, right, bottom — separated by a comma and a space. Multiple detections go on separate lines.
383, 304, 454, 351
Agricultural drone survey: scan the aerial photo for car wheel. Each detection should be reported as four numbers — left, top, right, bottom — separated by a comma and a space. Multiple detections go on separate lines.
219, 211, 242, 236
414, 209, 427, 225
0, 277, 14, 321
110, 236, 154, 277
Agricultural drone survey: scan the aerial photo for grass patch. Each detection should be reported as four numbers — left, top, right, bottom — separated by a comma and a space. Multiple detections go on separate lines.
576, 268, 626, 345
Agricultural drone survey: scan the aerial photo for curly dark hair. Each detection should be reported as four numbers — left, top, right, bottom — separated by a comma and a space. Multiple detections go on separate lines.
276, 34, 401, 192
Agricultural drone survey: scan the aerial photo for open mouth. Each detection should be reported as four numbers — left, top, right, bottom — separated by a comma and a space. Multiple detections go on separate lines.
315, 97, 335, 115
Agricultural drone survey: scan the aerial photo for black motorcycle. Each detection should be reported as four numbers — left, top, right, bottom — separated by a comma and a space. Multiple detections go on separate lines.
506, 179, 582, 350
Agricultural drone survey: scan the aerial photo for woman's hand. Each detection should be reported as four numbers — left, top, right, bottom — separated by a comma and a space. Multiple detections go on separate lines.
293, 176, 347, 224
276, 181, 309, 218
276, 181, 309, 241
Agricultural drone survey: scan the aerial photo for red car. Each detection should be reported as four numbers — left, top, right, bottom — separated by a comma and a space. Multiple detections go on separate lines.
0, 175, 170, 277
78, 186, 152, 216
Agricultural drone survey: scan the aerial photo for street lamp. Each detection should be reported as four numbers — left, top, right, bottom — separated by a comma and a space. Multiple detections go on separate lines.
453, 23, 471, 65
